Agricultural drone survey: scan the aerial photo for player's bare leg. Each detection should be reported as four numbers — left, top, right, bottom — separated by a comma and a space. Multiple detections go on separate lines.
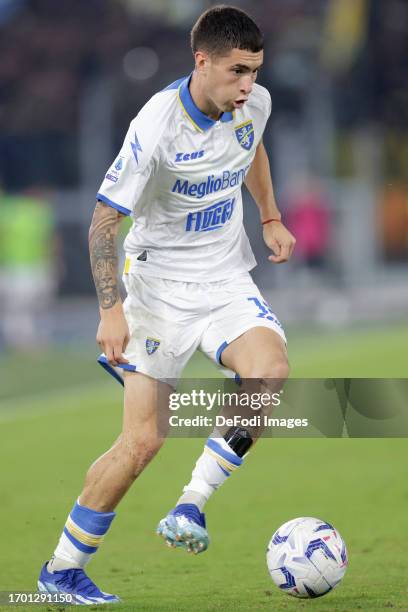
39, 372, 171, 603
219, 326, 288, 430
222, 327, 289, 381
158, 327, 288, 554
80, 372, 171, 512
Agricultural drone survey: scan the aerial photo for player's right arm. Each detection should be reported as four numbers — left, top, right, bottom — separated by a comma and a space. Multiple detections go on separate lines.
89, 200, 130, 366
91, 92, 172, 364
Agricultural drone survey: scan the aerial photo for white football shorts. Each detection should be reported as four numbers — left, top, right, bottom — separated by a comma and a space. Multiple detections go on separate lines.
98, 270, 286, 387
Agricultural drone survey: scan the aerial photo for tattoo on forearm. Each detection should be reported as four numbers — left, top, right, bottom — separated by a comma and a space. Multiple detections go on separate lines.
89, 202, 121, 309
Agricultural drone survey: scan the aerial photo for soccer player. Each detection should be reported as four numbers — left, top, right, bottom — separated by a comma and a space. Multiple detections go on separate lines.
38, 5, 296, 604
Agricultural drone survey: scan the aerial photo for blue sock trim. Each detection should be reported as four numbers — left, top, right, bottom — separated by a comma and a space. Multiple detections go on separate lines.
206, 438, 243, 467
63, 527, 98, 554
70, 502, 115, 536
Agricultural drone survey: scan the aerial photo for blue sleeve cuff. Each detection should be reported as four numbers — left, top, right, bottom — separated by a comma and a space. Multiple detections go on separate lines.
97, 193, 131, 216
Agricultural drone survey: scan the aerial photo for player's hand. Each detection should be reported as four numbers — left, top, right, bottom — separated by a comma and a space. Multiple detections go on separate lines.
263, 221, 296, 264
96, 303, 130, 366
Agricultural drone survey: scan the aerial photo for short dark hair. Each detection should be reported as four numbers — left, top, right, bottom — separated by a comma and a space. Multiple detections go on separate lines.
191, 5, 263, 58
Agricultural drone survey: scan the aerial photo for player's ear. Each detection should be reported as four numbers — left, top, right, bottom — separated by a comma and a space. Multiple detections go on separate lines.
194, 50, 209, 73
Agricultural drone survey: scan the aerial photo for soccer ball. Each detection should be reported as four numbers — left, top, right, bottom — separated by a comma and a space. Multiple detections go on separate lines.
266, 517, 348, 598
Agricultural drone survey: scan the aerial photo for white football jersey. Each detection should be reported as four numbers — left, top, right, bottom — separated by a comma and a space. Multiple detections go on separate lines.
97, 74, 272, 281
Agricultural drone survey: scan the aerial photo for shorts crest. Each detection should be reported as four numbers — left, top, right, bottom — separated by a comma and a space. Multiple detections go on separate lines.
235, 120, 254, 150
145, 337, 160, 355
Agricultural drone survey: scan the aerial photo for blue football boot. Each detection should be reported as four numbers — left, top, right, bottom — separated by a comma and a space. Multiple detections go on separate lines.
38, 562, 120, 605
156, 503, 209, 554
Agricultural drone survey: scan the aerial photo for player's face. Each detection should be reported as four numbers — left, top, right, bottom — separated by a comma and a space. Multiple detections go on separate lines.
205, 48, 264, 113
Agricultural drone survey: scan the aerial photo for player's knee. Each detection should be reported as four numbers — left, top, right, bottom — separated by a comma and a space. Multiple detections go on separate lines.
243, 355, 290, 382
264, 357, 290, 382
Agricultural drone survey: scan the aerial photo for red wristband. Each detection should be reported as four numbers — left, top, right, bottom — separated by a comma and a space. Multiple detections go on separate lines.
262, 218, 282, 226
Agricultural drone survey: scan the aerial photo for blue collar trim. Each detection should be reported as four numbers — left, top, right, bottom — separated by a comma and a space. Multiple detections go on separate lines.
178, 75, 233, 132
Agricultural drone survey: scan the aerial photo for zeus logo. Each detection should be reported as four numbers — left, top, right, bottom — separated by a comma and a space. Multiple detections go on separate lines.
175, 150, 205, 162
186, 198, 235, 232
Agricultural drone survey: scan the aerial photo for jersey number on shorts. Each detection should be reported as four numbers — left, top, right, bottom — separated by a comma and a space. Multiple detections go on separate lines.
247, 297, 282, 327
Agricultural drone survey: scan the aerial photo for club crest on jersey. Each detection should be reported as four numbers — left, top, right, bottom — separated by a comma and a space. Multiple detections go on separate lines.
235, 120, 254, 150
145, 337, 160, 355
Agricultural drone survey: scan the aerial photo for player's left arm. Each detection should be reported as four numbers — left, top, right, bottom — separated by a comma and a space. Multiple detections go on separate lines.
245, 140, 296, 264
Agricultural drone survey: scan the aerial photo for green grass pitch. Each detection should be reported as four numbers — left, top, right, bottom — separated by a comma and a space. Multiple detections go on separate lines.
0, 322, 407, 611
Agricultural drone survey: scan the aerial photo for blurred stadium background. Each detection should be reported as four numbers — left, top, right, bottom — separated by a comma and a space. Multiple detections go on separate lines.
0, 3, 407, 609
